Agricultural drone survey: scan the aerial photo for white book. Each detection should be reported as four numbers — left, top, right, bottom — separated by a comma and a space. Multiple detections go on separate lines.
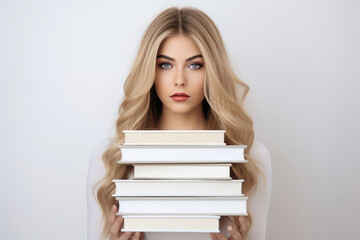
123, 130, 226, 145
115, 196, 247, 216
121, 215, 220, 233
132, 163, 232, 179
112, 179, 244, 196
117, 145, 247, 164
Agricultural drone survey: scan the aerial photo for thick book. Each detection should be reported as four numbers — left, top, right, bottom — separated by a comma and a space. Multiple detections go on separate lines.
123, 130, 226, 145
117, 145, 247, 164
121, 215, 220, 233
112, 179, 244, 196
132, 163, 232, 179
115, 196, 248, 216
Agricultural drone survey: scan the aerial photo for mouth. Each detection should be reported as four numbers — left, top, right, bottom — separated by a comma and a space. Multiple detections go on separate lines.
170, 92, 190, 102
170, 93, 190, 97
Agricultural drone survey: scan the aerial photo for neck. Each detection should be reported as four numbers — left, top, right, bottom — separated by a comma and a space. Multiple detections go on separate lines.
155, 105, 208, 130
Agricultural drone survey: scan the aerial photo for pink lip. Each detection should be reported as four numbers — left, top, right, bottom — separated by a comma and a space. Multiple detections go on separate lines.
170, 92, 190, 102
170, 92, 190, 97
170, 96, 190, 102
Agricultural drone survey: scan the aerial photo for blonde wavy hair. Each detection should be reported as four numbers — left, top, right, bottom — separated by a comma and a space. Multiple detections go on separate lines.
94, 6, 260, 239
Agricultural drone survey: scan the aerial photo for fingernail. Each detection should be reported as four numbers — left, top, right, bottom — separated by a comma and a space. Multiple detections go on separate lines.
227, 225, 233, 231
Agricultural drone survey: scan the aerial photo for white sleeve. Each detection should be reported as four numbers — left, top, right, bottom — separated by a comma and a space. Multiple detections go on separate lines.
86, 138, 111, 240
247, 139, 272, 240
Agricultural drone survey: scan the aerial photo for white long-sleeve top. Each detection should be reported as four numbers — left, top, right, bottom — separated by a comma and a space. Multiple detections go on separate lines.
86, 138, 272, 240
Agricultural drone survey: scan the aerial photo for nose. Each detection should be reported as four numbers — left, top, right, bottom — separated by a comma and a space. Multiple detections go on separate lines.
174, 68, 186, 87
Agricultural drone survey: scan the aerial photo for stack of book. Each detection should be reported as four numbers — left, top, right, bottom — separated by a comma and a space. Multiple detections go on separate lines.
112, 130, 248, 233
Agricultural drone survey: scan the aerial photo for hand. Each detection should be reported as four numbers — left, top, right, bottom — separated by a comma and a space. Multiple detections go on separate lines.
210, 216, 249, 240
110, 205, 144, 240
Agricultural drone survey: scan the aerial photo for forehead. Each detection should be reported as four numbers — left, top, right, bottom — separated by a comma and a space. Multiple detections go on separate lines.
158, 34, 201, 56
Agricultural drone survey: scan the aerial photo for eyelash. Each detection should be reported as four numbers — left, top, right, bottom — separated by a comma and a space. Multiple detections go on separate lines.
158, 62, 203, 70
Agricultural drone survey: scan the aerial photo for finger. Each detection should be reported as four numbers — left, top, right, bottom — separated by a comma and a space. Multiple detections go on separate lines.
227, 225, 243, 240
110, 205, 117, 225
213, 232, 227, 240
139, 232, 145, 240
210, 233, 219, 240
119, 231, 132, 240
110, 215, 124, 237
238, 216, 249, 238
132, 232, 141, 240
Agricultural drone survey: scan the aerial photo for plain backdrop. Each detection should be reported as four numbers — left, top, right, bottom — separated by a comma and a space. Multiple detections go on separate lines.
1, 0, 359, 239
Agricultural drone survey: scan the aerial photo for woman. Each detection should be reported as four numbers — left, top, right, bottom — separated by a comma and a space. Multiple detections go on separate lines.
87, 6, 271, 240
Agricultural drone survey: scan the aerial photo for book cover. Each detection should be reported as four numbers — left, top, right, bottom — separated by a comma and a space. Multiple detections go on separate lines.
132, 163, 232, 179
112, 179, 244, 196
121, 215, 221, 233
123, 130, 225, 145
115, 196, 247, 216
118, 145, 247, 164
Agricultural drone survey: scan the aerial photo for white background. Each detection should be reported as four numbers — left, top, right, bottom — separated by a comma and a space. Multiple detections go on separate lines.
1, 0, 359, 239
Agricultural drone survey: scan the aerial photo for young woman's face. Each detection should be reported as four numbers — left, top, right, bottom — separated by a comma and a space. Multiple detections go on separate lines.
155, 34, 205, 115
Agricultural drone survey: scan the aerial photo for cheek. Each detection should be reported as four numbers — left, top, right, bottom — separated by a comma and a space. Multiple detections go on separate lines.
154, 78, 166, 98
196, 83, 205, 97
192, 75, 205, 96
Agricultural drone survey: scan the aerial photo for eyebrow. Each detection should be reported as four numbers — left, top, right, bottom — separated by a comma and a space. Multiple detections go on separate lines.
156, 54, 203, 62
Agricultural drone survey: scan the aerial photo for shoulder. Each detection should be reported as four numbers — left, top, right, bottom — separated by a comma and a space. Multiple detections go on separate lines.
87, 138, 113, 184
248, 139, 272, 194
90, 137, 113, 161
249, 139, 271, 171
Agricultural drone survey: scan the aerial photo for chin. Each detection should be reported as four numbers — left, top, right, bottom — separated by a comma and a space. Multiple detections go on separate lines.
165, 104, 196, 114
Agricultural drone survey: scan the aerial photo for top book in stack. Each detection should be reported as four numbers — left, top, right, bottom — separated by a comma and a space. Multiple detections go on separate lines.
123, 130, 226, 145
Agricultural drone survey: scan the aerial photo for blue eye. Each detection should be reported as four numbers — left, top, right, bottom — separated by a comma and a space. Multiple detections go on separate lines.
189, 63, 203, 70
158, 62, 172, 69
